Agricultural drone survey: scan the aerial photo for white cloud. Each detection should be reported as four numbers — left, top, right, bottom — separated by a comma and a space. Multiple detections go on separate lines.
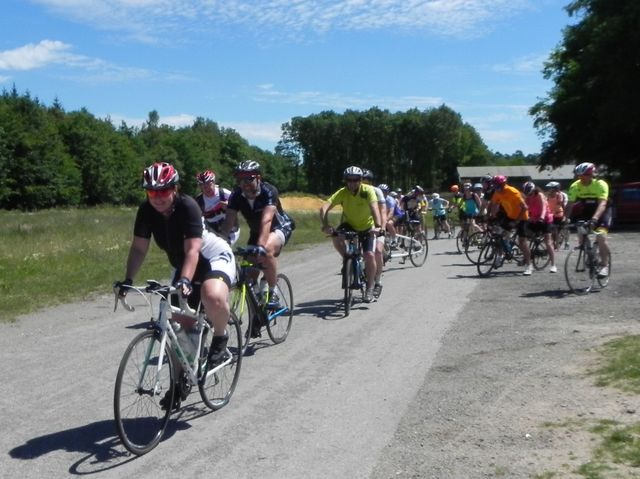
492, 53, 547, 74
107, 112, 197, 128
253, 84, 443, 111
222, 120, 284, 143
31, 0, 535, 41
0, 40, 72, 70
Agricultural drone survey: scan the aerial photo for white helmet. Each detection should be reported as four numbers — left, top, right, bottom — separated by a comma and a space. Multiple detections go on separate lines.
431, 193, 440, 200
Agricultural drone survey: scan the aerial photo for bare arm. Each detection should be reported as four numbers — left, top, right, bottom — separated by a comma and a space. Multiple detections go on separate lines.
125, 236, 151, 281
257, 205, 277, 247
179, 237, 202, 281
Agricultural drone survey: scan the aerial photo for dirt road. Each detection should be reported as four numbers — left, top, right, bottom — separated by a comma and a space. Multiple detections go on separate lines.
2, 232, 639, 478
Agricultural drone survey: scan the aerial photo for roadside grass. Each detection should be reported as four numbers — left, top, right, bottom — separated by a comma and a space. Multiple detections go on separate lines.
538, 335, 640, 478
0, 205, 341, 322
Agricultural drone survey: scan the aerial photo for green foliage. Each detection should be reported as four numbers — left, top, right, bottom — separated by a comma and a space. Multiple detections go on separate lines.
280, 105, 493, 194
0, 88, 298, 210
530, 0, 640, 179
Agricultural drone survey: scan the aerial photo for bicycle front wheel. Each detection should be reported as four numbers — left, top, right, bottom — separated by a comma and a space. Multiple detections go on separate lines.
343, 257, 353, 315
199, 312, 242, 410
597, 251, 611, 288
409, 233, 428, 267
564, 247, 592, 295
530, 238, 551, 271
114, 330, 174, 456
230, 285, 253, 356
266, 273, 294, 343
455, 230, 465, 254
477, 240, 498, 277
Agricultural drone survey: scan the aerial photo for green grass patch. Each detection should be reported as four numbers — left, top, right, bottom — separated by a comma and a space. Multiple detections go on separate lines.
592, 335, 640, 393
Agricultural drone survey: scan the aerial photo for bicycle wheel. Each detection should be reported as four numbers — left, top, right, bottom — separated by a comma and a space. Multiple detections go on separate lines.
266, 273, 294, 343
564, 247, 593, 295
597, 251, 611, 288
455, 230, 465, 254
464, 231, 487, 265
530, 238, 551, 271
230, 285, 253, 355
476, 240, 498, 277
199, 312, 242, 410
343, 257, 353, 316
409, 233, 428, 267
383, 239, 392, 264
114, 330, 174, 456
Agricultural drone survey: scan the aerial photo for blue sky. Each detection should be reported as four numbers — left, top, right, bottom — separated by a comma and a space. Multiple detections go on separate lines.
0, 0, 570, 155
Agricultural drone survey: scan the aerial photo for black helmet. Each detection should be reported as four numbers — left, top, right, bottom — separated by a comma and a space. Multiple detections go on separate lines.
362, 169, 374, 181
235, 160, 261, 177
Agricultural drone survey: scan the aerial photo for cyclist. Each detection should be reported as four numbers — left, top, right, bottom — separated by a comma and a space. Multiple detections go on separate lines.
116, 162, 236, 410
195, 169, 240, 245
429, 193, 451, 239
220, 160, 294, 317
523, 181, 557, 273
319, 166, 382, 303
545, 181, 569, 250
449, 184, 464, 224
462, 183, 483, 234
379, 184, 399, 247
362, 170, 386, 298
400, 185, 427, 233
565, 162, 611, 278
488, 175, 533, 275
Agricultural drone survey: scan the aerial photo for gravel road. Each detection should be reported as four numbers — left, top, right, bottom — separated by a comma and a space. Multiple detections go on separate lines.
2, 231, 639, 478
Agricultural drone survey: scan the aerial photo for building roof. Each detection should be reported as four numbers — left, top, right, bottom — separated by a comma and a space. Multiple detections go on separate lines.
457, 164, 575, 181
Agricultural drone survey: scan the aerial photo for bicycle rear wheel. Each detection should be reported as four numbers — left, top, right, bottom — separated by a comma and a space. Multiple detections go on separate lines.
266, 273, 294, 343
464, 231, 487, 264
409, 233, 428, 267
114, 330, 174, 456
564, 247, 592, 295
199, 312, 242, 410
477, 240, 498, 277
530, 238, 551, 271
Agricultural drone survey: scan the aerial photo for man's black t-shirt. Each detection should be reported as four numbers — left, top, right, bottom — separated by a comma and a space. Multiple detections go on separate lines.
228, 181, 284, 234
133, 194, 203, 269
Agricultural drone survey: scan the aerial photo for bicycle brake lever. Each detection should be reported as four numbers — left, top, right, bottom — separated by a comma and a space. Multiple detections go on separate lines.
113, 287, 135, 312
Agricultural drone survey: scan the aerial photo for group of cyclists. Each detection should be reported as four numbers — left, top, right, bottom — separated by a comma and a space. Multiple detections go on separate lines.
114, 158, 611, 408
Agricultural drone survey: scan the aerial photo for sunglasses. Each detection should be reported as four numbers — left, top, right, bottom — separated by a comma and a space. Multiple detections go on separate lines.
238, 176, 258, 184
346, 177, 361, 183
147, 188, 174, 199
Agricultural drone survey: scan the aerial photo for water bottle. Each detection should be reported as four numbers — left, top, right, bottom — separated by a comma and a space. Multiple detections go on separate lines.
258, 278, 268, 304
172, 321, 197, 363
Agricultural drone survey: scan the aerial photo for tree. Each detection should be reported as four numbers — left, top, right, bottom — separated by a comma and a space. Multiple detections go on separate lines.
530, 0, 640, 179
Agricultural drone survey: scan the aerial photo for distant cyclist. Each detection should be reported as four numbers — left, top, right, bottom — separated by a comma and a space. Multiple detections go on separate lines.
320, 166, 382, 303
195, 169, 240, 245
523, 181, 557, 273
429, 193, 451, 239
362, 169, 386, 298
545, 181, 569, 250
565, 162, 611, 278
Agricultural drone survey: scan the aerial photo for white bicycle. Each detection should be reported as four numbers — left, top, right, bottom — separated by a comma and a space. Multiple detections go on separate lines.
113, 280, 242, 455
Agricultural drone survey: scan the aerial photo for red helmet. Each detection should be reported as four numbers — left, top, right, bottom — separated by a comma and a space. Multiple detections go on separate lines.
493, 175, 507, 187
196, 169, 216, 184
142, 162, 179, 190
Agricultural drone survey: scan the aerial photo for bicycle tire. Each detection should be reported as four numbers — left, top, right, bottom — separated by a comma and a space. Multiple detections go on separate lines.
114, 329, 174, 456
409, 233, 428, 267
383, 239, 392, 264
464, 231, 487, 265
230, 285, 253, 356
564, 247, 592, 295
597, 251, 611, 288
530, 238, 551, 271
476, 240, 498, 277
266, 273, 294, 344
343, 256, 353, 316
199, 312, 242, 410
455, 230, 465, 254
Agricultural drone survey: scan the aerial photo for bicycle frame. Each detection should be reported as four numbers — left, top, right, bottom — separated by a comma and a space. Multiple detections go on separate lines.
116, 283, 231, 390
564, 221, 610, 294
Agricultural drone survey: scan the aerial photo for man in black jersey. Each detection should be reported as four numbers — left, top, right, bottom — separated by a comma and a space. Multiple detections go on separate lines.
221, 161, 293, 315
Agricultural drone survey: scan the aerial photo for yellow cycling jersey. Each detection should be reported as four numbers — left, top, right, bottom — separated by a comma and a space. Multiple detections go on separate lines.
328, 184, 377, 231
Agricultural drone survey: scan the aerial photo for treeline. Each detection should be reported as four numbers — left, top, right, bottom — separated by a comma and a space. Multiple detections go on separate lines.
277, 106, 528, 194
0, 87, 298, 210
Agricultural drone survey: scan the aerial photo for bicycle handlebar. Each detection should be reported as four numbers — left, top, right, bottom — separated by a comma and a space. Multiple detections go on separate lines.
112, 281, 180, 313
